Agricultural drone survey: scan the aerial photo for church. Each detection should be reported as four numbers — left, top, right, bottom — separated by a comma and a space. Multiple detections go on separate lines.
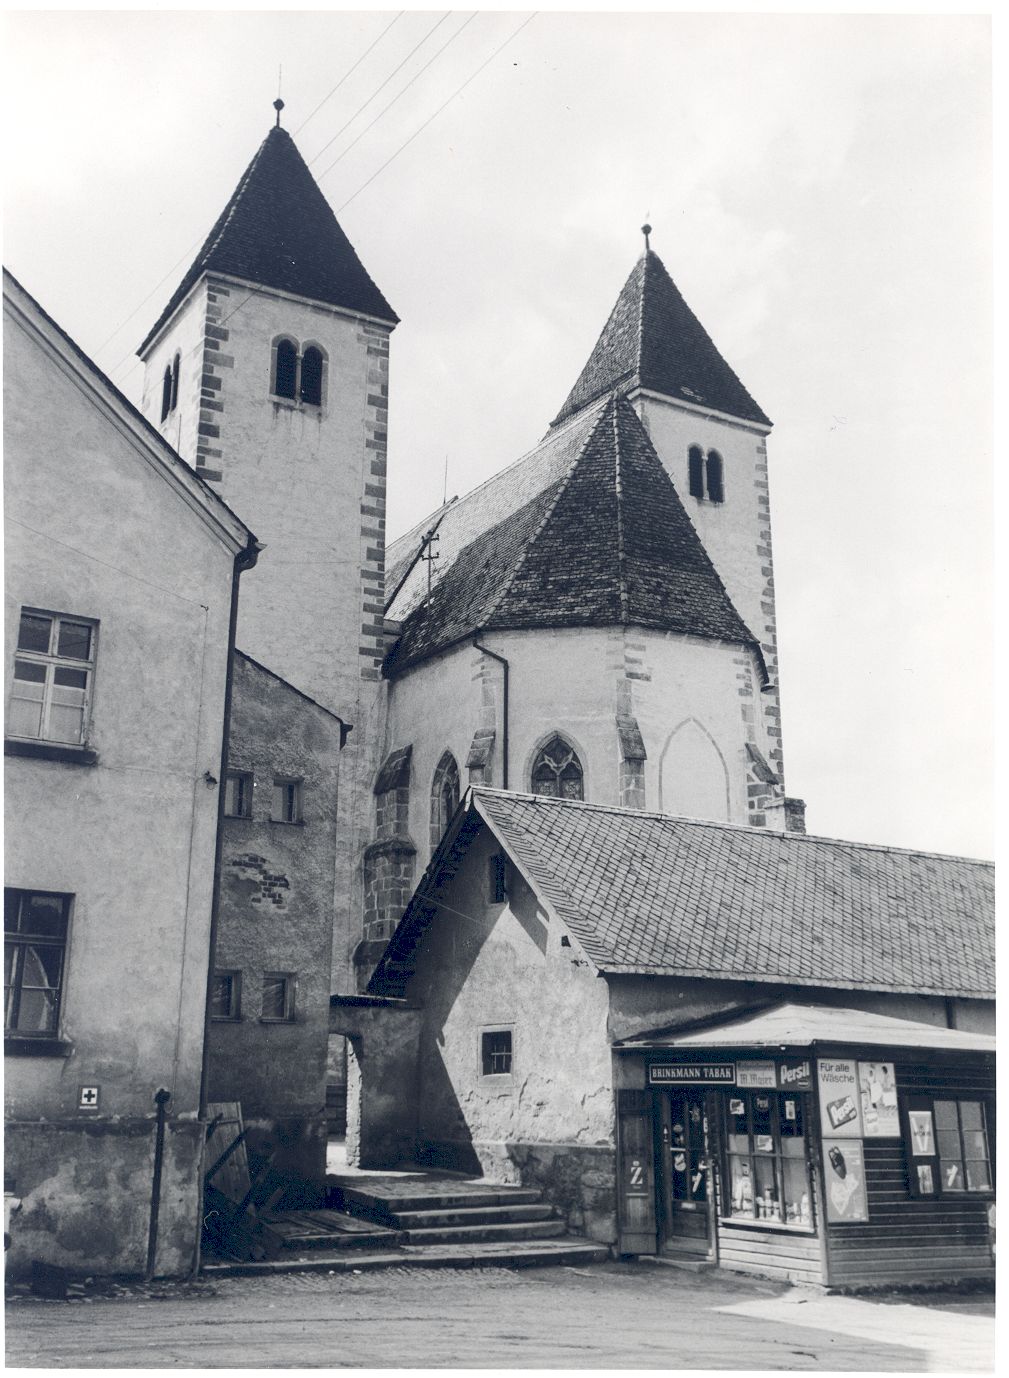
4, 105, 994, 1285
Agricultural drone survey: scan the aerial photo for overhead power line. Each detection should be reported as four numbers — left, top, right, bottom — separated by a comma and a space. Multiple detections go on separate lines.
294, 11, 405, 135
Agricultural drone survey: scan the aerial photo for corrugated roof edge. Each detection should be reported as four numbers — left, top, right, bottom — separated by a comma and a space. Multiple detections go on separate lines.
3, 267, 255, 547
470, 787, 995, 868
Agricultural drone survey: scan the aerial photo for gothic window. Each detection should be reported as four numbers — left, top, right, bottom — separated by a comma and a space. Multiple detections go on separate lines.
273, 338, 298, 400
160, 364, 172, 422
688, 445, 704, 499
530, 735, 584, 800
706, 450, 724, 503
430, 751, 461, 849
300, 345, 325, 407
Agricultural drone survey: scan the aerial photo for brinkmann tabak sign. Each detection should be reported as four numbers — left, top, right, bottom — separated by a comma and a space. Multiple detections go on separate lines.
647, 1058, 813, 1089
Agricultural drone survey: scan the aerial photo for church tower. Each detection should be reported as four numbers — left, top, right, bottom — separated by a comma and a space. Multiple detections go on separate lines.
550, 232, 788, 803
137, 103, 397, 722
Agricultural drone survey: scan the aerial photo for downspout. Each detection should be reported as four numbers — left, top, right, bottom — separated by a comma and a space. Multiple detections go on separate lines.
145, 1087, 172, 1281
193, 532, 260, 1278
472, 634, 509, 790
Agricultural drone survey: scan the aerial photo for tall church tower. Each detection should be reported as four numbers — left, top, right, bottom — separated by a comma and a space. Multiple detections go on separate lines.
550, 233, 788, 799
137, 104, 397, 722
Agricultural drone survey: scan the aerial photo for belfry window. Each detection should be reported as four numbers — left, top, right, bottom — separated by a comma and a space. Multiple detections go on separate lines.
687, 445, 725, 503
160, 365, 172, 422
530, 735, 584, 800
300, 346, 324, 407
706, 450, 724, 503
688, 446, 704, 499
273, 339, 298, 400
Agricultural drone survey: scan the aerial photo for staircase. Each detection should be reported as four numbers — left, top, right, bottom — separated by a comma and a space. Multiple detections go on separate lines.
201, 1170, 609, 1277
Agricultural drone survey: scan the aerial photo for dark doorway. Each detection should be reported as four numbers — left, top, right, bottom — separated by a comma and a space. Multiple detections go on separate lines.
657, 1089, 714, 1257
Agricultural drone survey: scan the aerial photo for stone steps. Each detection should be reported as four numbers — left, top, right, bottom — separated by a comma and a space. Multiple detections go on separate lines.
399, 1219, 568, 1246
332, 1183, 543, 1220
390, 1203, 555, 1229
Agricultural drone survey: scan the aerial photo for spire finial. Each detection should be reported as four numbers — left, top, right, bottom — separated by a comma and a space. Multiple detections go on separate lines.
273, 97, 285, 128
641, 223, 652, 253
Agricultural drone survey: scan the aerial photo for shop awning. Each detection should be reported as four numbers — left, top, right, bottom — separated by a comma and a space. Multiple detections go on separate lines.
615, 1002, 996, 1054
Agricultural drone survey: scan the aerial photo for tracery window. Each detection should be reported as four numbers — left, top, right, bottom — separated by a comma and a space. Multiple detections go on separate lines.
430, 751, 460, 848
530, 735, 584, 800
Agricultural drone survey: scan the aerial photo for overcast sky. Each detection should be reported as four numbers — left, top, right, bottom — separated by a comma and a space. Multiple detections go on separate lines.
4, 7, 992, 859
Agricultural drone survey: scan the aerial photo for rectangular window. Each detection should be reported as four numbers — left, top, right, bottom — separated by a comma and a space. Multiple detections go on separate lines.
488, 853, 507, 904
4, 888, 71, 1037
481, 1028, 513, 1077
210, 970, 241, 1021
723, 1090, 813, 1229
904, 1095, 993, 1196
261, 973, 296, 1022
8, 610, 97, 746
271, 777, 302, 824
224, 771, 253, 818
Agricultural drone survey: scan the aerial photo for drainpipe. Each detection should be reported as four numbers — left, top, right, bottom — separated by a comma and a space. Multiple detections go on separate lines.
472, 634, 509, 789
145, 1088, 172, 1281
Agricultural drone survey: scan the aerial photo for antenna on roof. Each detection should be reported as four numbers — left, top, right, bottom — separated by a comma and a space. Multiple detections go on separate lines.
641, 222, 652, 253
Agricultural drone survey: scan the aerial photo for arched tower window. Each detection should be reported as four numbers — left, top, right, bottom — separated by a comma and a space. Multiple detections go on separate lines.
273, 338, 298, 400
530, 735, 584, 800
688, 445, 704, 499
706, 450, 724, 503
169, 352, 181, 413
300, 345, 325, 407
430, 751, 461, 849
160, 365, 173, 422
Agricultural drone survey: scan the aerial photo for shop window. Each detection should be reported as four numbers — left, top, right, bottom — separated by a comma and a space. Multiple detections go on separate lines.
210, 970, 241, 1021
224, 770, 253, 818
724, 1090, 813, 1229
300, 345, 325, 407
688, 445, 704, 499
903, 1095, 993, 1197
273, 338, 298, 400
271, 776, 303, 824
430, 751, 460, 849
4, 888, 71, 1038
481, 1028, 512, 1077
261, 973, 296, 1022
8, 609, 97, 747
530, 734, 584, 800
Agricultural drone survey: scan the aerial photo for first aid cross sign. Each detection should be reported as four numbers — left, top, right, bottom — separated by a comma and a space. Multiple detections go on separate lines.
78, 1085, 100, 1111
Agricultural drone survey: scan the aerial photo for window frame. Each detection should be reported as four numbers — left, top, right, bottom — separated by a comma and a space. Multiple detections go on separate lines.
688, 445, 705, 499
705, 450, 725, 503
210, 969, 242, 1022
430, 750, 461, 849
4, 888, 72, 1042
721, 1088, 815, 1233
271, 336, 300, 402
480, 1026, 514, 1079
299, 343, 326, 408
529, 733, 585, 801
8, 609, 98, 749
270, 776, 304, 825
224, 770, 254, 819
902, 1094, 994, 1198
260, 972, 297, 1023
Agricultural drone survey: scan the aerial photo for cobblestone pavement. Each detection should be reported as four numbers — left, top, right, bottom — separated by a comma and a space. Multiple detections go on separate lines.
5, 1261, 994, 1370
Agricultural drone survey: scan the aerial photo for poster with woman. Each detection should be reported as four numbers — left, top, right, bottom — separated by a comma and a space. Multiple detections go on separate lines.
857, 1061, 899, 1137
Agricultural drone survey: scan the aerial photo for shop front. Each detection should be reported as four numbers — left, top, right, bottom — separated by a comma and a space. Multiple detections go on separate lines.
615, 1003, 995, 1287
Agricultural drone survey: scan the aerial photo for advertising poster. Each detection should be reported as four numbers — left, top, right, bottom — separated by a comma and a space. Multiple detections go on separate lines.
822, 1138, 869, 1222
817, 1058, 864, 1138
857, 1061, 899, 1137
737, 1061, 776, 1089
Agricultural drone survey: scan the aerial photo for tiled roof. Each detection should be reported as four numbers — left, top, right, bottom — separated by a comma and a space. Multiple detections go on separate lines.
140, 126, 396, 353
552, 250, 770, 429
466, 791, 994, 998
384, 395, 757, 677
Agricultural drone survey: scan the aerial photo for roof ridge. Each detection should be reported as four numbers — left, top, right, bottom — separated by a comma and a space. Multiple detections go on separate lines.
611, 398, 630, 624
478, 401, 614, 628
470, 787, 994, 866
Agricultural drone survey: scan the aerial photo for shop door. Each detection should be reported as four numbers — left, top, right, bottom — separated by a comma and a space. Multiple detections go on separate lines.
658, 1089, 713, 1256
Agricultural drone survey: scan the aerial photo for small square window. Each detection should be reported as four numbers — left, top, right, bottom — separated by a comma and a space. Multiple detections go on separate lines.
224, 771, 253, 818
271, 777, 303, 824
210, 970, 241, 1021
261, 973, 296, 1022
8, 609, 97, 746
481, 1029, 512, 1077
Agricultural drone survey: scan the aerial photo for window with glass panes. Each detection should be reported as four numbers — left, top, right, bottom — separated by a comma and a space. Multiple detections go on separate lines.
261, 973, 295, 1021
4, 889, 71, 1037
224, 771, 253, 818
8, 610, 96, 745
724, 1090, 813, 1228
271, 777, 302, 823
481, 1029, 512, 1076
210, 970, 241, 1020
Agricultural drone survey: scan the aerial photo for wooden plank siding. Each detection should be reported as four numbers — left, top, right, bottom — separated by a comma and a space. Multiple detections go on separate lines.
825, 1059, 995, 1287
717, 1223, 823, 1284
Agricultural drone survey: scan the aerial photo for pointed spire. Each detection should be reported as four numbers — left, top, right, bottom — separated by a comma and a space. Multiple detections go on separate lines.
552, 245, 769, 429
140, 122, 397, 353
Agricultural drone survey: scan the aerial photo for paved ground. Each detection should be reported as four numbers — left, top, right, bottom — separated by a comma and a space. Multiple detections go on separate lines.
5, 1261, 993, 1370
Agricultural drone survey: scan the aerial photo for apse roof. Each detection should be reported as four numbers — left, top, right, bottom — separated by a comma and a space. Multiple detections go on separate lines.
383, 394, 758, 677
140, 124, 397, 353
372, 790, 995, 1001
551, 249, 770, 429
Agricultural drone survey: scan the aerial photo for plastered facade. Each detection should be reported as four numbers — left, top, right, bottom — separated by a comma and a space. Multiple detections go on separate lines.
4, 283, 247, 1276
